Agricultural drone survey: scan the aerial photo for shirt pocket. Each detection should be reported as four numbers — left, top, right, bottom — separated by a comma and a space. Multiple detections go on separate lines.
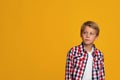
73, 56, 84, 68
93, 60, 101, 71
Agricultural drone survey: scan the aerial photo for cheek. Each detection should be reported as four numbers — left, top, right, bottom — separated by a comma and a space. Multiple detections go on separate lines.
92, 36, 97, 41
81, 35, 85, 39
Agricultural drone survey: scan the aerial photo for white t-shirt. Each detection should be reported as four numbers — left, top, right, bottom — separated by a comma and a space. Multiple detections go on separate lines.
82, 48, 94, 80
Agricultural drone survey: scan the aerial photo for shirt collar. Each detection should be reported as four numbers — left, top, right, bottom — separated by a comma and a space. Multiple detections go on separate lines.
80, 42, 98, 57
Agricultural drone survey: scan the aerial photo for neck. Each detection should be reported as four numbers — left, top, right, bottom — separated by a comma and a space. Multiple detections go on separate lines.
83, 43, 93, 52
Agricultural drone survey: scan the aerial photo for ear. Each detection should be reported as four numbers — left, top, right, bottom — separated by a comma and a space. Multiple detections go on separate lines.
80, 33, 83, 39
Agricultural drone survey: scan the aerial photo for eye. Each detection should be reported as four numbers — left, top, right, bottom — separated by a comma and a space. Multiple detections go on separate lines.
90, 32, 94, 35
83, 32, 87, 34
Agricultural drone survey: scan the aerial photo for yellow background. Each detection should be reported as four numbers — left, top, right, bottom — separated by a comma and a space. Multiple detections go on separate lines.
0, 0, 120, 80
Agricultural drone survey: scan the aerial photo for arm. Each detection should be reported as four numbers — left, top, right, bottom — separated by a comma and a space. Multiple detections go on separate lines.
65, 49, 74, 80
99, 54, 105, 80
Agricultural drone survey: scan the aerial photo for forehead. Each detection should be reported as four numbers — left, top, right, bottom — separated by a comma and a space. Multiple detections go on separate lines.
83, 26, 96, 32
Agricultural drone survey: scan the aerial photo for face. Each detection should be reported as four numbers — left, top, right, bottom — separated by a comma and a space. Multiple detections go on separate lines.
81, 26, 98, 45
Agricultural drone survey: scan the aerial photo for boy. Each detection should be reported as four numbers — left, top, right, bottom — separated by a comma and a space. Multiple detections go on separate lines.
65, 21, 105, 80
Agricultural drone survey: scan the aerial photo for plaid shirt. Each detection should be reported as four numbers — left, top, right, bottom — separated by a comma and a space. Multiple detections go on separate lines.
65, 43, 105, 80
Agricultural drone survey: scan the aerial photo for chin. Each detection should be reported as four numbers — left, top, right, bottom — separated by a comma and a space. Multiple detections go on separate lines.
83, 42, 93, 45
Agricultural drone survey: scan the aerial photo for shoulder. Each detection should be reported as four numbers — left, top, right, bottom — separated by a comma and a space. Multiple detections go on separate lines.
68, 45, 81, 55
95, 48, 104, 58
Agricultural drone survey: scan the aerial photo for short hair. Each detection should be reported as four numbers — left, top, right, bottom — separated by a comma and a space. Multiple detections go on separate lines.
80, 21, 100, 36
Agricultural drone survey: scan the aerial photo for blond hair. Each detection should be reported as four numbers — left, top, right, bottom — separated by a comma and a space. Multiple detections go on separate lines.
80, 21, 100, 36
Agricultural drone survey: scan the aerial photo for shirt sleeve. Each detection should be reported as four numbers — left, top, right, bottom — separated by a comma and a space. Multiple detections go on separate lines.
65, 48, 74, 80
99, 54, 105, 80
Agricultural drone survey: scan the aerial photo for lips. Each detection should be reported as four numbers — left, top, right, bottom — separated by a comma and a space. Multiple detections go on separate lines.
85, 39, 90, 41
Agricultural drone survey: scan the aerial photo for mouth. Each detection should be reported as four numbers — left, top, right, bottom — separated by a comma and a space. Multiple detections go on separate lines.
85, 39, 90, 41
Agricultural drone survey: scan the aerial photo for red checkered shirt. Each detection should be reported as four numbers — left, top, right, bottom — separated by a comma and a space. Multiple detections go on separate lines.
65, 43, 105, 80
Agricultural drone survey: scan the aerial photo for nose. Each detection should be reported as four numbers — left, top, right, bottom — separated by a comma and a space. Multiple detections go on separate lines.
86, 33, 90, 38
